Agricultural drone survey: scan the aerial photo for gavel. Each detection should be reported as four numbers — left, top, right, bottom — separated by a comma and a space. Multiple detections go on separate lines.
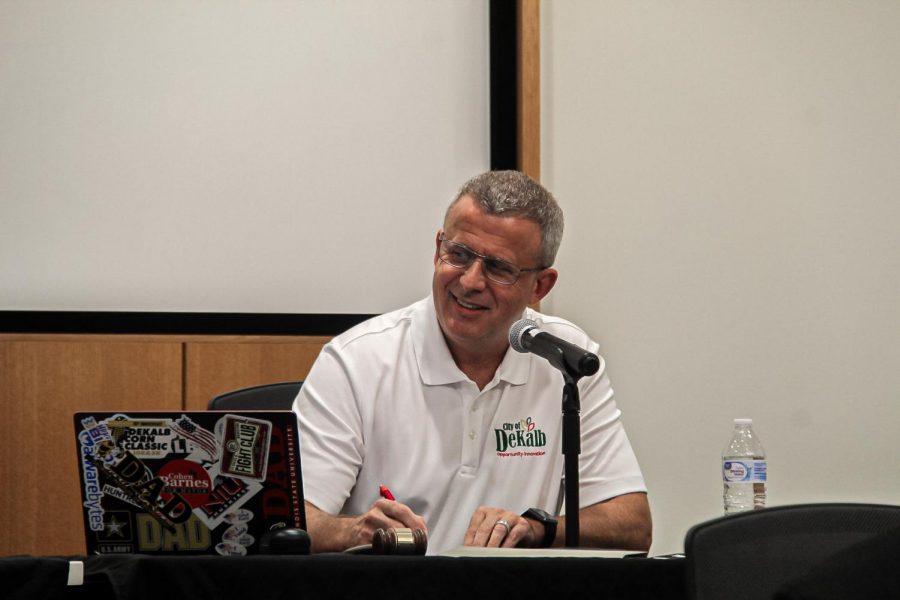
260, 526, 427, 555
372, 527, 428, 555
345, 527, 428, 555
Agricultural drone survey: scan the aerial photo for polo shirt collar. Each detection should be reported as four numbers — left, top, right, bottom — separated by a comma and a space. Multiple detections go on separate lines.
413, 295, 532, 387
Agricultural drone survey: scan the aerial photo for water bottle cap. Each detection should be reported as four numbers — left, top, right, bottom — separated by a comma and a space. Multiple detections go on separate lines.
733, 418, 753, 425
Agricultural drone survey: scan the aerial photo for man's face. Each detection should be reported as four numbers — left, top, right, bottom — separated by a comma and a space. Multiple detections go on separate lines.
432, 195, 557, 360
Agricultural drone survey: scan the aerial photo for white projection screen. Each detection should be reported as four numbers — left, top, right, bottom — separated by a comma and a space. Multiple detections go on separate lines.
0, 2, 491, 319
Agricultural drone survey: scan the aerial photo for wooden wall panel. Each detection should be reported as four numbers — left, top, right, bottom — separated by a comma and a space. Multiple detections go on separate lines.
517, 0, 541, 180
0, 337, 183, 556
184, 336, 330, 410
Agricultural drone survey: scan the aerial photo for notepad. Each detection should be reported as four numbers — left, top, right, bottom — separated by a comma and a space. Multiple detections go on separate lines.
438, 546, 645, 558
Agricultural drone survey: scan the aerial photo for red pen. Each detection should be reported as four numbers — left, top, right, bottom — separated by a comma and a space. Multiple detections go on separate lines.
379, 484, 396, 501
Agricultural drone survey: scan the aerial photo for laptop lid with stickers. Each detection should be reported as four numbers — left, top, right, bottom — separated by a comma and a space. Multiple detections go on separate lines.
73, 410, 305, 556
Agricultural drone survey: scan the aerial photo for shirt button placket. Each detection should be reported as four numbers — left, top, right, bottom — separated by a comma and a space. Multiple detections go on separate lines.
460, 384, 481, 475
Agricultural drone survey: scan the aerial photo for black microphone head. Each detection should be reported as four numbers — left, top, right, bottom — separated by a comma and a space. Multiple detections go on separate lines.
509, 318, 538, 353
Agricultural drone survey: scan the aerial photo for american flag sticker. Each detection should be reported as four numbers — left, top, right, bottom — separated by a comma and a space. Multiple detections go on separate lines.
171, 416, 219, 459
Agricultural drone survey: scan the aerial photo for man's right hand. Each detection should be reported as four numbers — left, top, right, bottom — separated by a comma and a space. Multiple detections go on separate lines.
304, 499, 428, 553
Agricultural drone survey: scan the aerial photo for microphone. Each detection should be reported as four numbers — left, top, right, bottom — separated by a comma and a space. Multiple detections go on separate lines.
509, 318, 600, 378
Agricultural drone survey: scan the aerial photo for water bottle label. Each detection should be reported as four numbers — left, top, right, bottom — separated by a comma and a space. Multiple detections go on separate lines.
723, 459, 767, 483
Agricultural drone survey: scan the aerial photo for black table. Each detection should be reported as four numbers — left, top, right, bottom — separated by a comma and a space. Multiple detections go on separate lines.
4, 554, 686, 600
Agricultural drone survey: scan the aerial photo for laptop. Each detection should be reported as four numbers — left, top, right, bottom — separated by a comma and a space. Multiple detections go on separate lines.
73, 410, 306, 555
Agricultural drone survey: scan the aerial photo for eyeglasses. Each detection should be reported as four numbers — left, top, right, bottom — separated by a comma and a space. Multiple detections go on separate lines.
438, 235, 545, 285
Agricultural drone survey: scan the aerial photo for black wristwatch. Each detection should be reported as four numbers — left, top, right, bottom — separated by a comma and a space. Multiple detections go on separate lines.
521, 507, 557, 548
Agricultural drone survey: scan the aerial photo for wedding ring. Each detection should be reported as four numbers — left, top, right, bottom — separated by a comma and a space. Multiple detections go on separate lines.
495, 519, 511, 536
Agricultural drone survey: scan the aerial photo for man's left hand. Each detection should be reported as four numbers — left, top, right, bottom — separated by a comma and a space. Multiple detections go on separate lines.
463, 506, 541, 548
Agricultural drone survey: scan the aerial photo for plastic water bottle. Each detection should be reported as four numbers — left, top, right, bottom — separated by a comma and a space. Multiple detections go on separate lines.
722, 418, 767, 514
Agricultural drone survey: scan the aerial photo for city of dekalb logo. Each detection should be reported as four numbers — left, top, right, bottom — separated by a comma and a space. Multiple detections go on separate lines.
494, 417, 547, 457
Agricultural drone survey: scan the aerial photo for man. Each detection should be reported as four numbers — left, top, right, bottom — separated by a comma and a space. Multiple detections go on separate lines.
294, 171, 651, 554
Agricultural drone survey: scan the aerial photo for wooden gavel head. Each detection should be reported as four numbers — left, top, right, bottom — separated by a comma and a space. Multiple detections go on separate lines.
371, 527, 428, 555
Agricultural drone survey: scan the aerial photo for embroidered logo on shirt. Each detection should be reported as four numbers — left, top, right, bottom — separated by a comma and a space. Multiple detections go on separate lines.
494, 416, 547, 457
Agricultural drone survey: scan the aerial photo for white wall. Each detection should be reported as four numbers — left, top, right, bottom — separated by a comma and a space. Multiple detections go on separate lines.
0, 1, 489, 314
542, 1, 900, 554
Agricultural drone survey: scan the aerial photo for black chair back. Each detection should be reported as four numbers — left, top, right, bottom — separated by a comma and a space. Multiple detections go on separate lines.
685, 503, 900, 600
207, 381, 303, 410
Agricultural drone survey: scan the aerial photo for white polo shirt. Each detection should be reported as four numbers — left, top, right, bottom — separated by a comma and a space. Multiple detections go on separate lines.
294, 295, 646, 554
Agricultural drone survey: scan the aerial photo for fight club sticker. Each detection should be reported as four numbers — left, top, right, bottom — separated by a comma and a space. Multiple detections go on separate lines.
217, 415, 271, 482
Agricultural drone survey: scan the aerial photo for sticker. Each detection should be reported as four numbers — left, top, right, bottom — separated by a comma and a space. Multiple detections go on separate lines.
215, 541, 248, 556
106, 418, 175, 459
171, 416, 219, 460
224, 508, 254, 524
158, 459, 213, 508
218, 415, 272, 481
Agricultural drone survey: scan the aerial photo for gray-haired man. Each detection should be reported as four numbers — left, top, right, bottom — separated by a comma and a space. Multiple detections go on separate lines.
295, 171, 651, 554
